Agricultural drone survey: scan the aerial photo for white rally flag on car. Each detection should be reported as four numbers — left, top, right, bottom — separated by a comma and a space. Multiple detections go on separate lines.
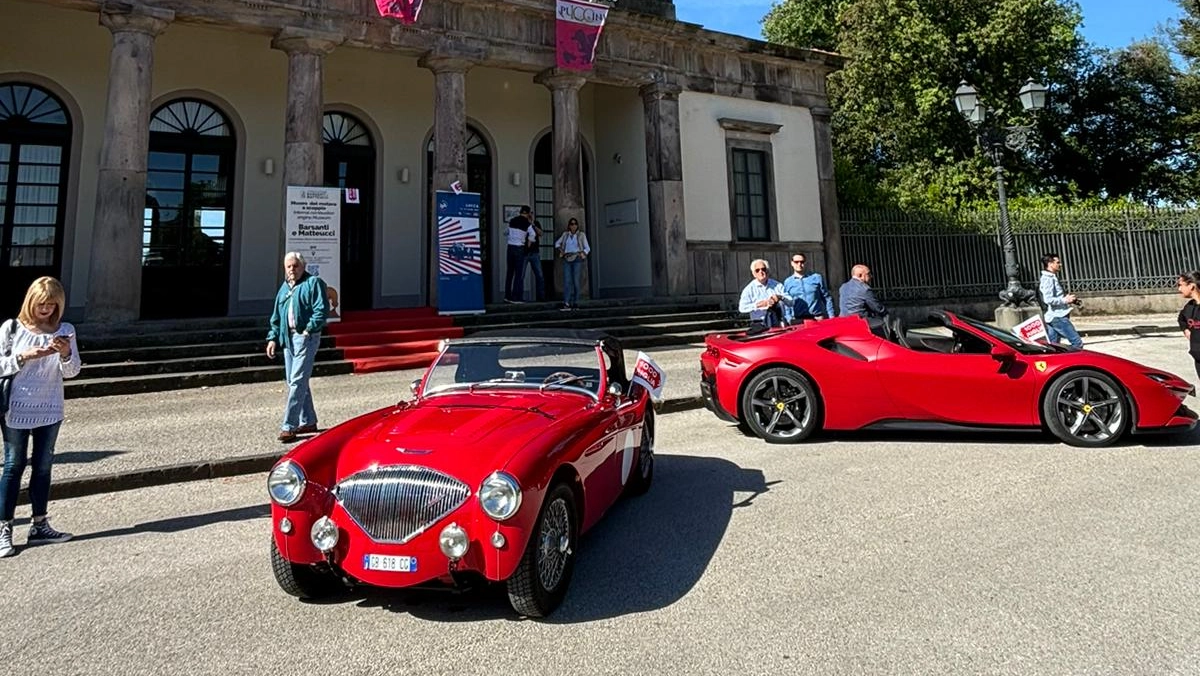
631, 351, 666, 403
1012, 315, 1049, 344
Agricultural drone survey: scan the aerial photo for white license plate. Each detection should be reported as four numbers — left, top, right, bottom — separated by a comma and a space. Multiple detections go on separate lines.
363, 554, 418, 572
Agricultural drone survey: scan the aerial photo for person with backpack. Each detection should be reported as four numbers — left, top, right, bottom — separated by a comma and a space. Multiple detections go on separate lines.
0, 276, 81, 558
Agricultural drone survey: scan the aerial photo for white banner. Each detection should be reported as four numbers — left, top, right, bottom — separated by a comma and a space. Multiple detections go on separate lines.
631, 351, 666, 403
285, 186, 342, 323
1012, 315, 1048, 344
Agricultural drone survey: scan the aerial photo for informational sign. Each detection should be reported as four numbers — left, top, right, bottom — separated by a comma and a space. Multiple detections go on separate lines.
285, 186, 342, 322
435, 190, 485, 315
1013, 315, 1048, 344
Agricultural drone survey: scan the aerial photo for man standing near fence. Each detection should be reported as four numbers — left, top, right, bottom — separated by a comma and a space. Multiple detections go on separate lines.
839, 264, 888, 319
1039, 253, 1083, 350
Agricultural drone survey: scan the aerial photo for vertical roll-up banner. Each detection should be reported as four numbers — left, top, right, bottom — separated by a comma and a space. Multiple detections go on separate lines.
435, 190, 485, 315
285, 186, 342, 323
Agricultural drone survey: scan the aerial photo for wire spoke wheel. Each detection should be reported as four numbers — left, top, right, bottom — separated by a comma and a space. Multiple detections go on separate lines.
740, 368, 820, 444
536, 497, 572, 592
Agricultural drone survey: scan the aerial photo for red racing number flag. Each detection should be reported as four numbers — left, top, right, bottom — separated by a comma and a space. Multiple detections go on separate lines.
375, 0, 423, 24
556, 0, 609, 71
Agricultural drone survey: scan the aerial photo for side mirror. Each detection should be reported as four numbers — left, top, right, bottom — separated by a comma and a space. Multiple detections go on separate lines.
990, 344, 1017, 362
410, 378, 422, 396
607, 382, 623, 398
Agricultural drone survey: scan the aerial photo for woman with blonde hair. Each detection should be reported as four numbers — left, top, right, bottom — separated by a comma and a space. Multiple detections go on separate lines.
0, 276, 81, 557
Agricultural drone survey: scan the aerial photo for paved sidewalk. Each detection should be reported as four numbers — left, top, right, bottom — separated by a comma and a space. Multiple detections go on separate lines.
17, 312, 1194, 506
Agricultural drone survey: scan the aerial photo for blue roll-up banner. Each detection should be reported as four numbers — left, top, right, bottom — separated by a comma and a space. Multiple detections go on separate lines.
435, 190, 485, 315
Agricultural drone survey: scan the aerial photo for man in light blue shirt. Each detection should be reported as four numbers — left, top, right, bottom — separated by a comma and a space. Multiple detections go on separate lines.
738, 259, 792, 329
1038, 252, 1083, 350
782, 252, 835, 322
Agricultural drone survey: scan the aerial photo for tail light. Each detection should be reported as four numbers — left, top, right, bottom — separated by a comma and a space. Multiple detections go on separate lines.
705, 345, 720, 359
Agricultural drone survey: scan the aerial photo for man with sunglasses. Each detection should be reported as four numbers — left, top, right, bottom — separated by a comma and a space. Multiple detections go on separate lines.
782, 253, 835, 322
738, 259, 792, 330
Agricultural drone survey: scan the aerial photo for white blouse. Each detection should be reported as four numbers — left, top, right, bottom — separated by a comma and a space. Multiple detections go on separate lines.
0, 320, 82, 429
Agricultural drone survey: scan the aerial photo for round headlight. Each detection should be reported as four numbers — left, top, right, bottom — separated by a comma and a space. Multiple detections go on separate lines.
310, 516, 339, 553
478, 472, 522, 521
439, 523, 469, 560
267, 461, 306, 506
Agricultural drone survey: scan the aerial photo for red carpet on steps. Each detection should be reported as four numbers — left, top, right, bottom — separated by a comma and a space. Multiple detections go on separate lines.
327, 307, 461, 374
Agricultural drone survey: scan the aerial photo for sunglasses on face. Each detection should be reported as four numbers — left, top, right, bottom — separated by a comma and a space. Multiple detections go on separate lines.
753, 268, 768, 273
792, 259, 805, 264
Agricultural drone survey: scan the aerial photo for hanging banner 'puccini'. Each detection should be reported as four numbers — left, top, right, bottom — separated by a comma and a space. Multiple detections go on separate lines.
374, 0, 423, 23
285, 186, 342, 323
556, 0, 609, 71
435, 190, 485, 315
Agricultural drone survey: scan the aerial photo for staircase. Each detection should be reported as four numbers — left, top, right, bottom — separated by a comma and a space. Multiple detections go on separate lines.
66, 298, 740, 399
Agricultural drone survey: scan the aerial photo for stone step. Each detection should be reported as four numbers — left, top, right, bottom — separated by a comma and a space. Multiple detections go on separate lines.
64, 360, 355, 399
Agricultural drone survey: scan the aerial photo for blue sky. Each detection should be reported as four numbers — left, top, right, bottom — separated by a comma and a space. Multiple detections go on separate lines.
675, 0, 1184, 50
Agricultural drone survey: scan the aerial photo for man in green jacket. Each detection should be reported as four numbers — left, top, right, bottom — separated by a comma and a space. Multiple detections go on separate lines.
266, 252, 329, 442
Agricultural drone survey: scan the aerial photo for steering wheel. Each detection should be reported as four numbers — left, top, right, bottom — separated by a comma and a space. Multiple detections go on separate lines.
543, 371, 579, 385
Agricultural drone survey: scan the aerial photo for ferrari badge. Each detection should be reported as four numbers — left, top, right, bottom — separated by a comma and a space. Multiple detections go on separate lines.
1035, 361, 1047, 372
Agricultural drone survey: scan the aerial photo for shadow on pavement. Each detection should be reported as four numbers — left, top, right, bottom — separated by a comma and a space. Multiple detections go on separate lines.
328, 455, 771, 623
68, 504, 270, 543
53, 450, 127, 465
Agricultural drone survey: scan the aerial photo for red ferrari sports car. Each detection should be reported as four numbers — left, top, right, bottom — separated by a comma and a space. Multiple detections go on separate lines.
700, 311, 1196, 447
268, 330, 656, 617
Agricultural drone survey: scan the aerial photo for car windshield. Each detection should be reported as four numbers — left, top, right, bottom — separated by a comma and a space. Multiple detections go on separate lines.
956, 315, 1061, 355
423, 340, 605, 398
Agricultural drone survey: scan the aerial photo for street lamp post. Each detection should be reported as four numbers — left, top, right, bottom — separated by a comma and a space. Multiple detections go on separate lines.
953, 79, 1049, 327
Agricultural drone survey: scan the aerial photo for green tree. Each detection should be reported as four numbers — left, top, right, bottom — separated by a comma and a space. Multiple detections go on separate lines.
761, 0, 846, 52
764, 0, 1084, 209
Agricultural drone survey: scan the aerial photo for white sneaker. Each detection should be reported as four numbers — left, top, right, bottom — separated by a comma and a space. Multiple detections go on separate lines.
0, 521, 14, 558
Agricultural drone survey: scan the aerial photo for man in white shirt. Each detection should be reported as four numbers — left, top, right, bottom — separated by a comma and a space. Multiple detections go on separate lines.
504, 206, 533, 303
738, 259, 792, 329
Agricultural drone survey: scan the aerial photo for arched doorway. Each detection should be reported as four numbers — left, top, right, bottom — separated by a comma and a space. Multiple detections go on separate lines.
323, 111, 375, 312
0, 83, 71, 315
427, 126, 492, 301
532, 133, 591, 299
143, 98, 235, 319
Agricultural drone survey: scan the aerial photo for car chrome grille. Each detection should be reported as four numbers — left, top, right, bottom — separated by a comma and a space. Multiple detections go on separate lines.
335, 466, 470, 544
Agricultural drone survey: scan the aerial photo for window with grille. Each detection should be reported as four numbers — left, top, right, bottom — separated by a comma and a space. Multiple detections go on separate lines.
730, 147, 773, 242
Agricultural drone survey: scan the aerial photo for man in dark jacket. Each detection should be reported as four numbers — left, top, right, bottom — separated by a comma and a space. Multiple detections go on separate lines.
838, 264, 888, 318
266, 252, 328, 442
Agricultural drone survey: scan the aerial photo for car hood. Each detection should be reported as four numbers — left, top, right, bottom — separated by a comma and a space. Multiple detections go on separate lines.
331, 392, 588, 483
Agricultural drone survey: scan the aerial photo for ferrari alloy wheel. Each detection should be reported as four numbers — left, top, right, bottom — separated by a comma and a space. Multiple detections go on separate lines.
1042, 369, 1129, 448
626, 410, 655, 496
507, 483, 578, 617
740, 367, 821, 444
270, 538, 344, 599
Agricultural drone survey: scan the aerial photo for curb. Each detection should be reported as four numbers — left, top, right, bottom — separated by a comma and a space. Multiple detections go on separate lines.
23, 321, 1175, 505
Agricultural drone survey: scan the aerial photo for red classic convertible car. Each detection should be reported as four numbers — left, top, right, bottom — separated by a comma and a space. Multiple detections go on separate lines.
700, 311, 1196, 447
268, 330, 656, 617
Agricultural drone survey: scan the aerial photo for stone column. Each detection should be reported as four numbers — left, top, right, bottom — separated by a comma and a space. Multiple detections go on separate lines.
418, 53, 472, 305
271, 29, 341, 188
640, 81, 688, 297
85, 2, 174, 323
536, 70, 587, 301
811, 106, 845, 289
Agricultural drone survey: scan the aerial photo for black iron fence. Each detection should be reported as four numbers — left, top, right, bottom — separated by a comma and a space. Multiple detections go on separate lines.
841, 206, 1200, 302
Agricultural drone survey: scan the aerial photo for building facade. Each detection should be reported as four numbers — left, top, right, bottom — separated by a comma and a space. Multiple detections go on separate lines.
0, 0, 842, 320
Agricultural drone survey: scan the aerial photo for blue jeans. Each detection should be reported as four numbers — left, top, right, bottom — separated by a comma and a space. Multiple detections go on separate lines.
282, 332, 320, 432
525, 253, 545, 301
563, 258, 583, 307
1046, 317, 1083, 350
0, 420, 62, 520
505, 245, 526, 301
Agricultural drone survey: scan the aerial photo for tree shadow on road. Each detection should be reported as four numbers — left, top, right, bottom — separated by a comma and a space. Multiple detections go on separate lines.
336, 454, 772, 623
66, 504, 270, 543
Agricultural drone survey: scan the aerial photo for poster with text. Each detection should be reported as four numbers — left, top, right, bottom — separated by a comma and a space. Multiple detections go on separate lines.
436, 190, 485, 315
285, 186, 343, 323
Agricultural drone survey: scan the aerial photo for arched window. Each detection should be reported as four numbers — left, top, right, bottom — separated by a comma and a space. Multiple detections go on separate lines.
0, 82, 71, 310
143, 98, 236, 318
323, 112, 371, 147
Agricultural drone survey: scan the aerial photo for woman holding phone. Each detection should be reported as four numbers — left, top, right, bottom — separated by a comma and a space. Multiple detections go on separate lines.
0, 276, 81, 558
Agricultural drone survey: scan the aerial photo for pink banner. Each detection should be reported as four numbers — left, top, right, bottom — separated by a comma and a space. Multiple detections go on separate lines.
556, 0, 609, 71
375, 0, 423, 24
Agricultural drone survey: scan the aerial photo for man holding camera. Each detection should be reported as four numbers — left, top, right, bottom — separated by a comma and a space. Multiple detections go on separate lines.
1039, 253, 1083, 350
738, 259, 792, 331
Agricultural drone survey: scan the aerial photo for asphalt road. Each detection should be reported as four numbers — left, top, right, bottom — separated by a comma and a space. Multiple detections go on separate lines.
44, 332, 1200, 485
3, 407, 1199, 675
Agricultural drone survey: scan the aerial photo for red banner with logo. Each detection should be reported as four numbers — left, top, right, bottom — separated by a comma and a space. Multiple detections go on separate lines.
556, 0, 609, 71
375, 0, 423, 24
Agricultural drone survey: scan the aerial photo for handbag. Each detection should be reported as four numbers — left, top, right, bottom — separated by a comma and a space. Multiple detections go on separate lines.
0, 318, 16, 416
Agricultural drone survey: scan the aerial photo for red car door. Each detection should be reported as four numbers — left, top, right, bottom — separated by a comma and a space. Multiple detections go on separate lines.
874, 341, 1040, 426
